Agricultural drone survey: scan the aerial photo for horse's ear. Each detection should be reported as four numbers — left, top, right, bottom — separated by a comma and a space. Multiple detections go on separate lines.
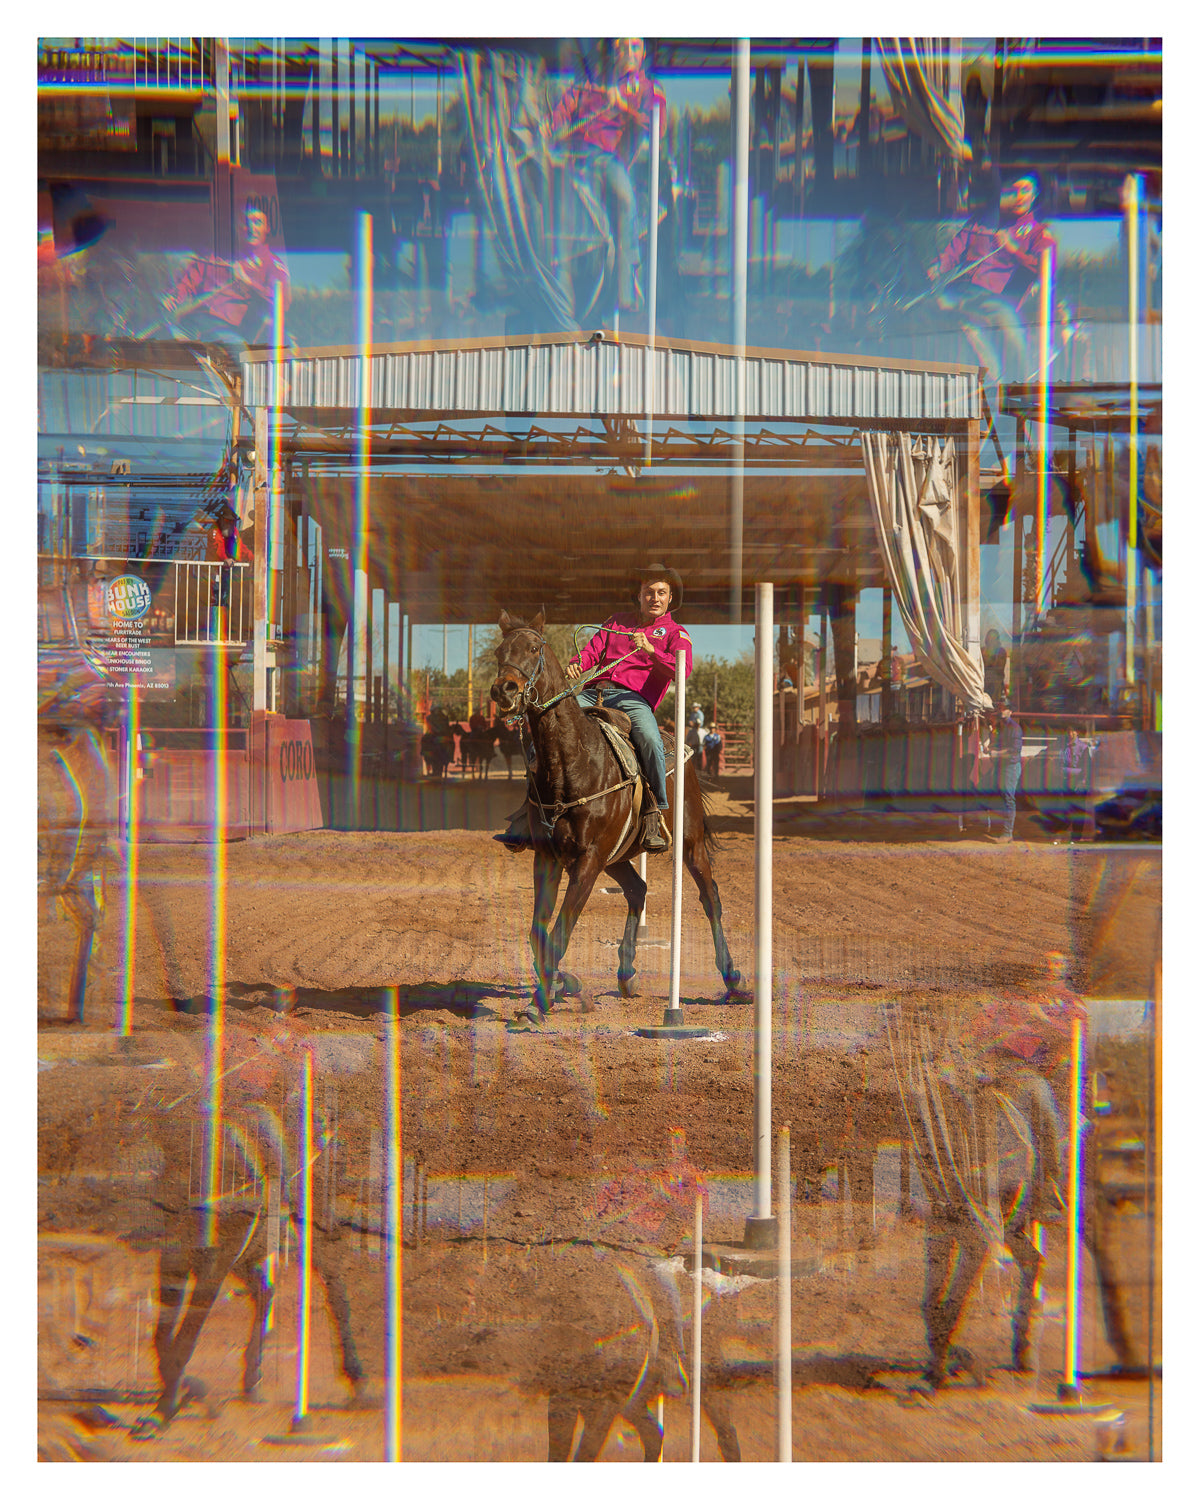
498, 609, 513, 634
531, 607, 546, 634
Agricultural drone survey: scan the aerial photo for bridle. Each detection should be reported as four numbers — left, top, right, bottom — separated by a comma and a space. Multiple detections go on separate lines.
495, 628, 551, 728
495, 626, 639, 730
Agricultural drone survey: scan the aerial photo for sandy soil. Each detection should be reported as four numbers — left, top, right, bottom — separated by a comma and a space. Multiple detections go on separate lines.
37, 783, 1162, 1463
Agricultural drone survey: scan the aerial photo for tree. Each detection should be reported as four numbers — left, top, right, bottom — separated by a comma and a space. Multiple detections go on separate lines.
658, 653, 756, 733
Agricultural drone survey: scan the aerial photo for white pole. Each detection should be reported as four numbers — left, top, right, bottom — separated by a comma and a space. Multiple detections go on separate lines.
777, 1125, 792, 1461
644, 100, 660, 469
639, 851, 647, 930
691, 1193, 703, 1462
1061, 1016, 1085, 1394
749, 584, 774, 1235
667, 648, 687, 1017
292, 1048, 313, 1431
385, 987, 402, 1460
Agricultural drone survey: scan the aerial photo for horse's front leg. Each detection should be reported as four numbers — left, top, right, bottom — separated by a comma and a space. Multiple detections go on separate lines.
606, 858, 646, 997
540, 852, 605, 1014
529, 849, 563, 1017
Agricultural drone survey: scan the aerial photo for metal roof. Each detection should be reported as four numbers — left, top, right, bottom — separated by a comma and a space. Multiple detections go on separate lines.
241, 333, 981, 427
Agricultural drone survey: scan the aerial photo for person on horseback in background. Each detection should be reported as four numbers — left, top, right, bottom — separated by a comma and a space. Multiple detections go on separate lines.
545, 37, 666, 314
926, 172, 1056, 381
495, 562, 691, 855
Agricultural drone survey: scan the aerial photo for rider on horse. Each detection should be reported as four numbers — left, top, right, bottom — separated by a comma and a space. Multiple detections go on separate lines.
495, 562, 691, 855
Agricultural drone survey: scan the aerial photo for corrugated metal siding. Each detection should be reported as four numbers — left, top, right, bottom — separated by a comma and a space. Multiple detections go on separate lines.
242, 339, 982, 421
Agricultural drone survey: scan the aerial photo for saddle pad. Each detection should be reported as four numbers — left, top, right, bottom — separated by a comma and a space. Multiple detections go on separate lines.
595, 718, 694, 783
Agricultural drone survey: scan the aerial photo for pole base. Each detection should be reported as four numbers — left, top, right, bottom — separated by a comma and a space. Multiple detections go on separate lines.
634, 1022, 715, 1040
743, 1215, 778, 1251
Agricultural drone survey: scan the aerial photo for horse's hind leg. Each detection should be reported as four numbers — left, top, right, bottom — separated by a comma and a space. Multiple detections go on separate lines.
241, 1256, 275, 1400
923, 1211, 989, 1388
607, 859, 646, 997
1007, 1220, 1043, 1372
680, 807, 745, 995
63, 889, 98, 1026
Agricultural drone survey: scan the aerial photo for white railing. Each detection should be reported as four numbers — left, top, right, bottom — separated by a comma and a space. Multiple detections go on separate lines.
174, 561, 250, 645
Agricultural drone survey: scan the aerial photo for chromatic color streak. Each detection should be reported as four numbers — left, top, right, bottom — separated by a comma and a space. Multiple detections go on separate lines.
202, 606, 228, 1247
1035, 245, 1055, 616
385, 986, 403, 1461
1125, 173, 1141, 683
350, 212, 374, 818
294, 1048, 314, 1426
119, 683, 139, 1035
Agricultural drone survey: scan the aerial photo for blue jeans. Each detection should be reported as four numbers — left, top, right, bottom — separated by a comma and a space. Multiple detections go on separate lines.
999, 758, 1022, 837
577, 685, 667, 808
580, 149, 639, 309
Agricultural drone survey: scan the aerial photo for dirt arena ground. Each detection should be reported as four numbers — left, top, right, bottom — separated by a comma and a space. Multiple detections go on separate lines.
37, 779, 1162, 1463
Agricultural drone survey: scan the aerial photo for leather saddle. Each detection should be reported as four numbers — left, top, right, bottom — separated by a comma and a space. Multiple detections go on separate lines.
584, 706, 693, 863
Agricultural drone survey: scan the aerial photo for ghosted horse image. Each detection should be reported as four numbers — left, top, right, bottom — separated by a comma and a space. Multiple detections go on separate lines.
37, 584, 121, 1024
885, 995, 1138, 1391
491, 609, 747, 1024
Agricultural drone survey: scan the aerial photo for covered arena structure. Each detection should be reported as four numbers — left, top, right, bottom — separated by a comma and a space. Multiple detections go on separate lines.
228, 328, 986, 825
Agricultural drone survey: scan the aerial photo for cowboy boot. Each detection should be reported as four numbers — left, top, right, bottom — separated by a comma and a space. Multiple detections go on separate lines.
639, 806, 669, 853
493, 793, 534, 851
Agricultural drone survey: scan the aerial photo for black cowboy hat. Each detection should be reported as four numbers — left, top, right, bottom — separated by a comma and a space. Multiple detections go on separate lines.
630, 562, 683, 610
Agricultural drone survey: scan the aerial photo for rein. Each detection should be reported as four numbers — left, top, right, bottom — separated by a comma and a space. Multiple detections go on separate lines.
497, 626, 643, 836
498, 628, 639, 729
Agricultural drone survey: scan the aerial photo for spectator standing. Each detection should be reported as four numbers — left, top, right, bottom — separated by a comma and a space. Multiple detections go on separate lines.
703, 725, 723, 778
1060, 727, 1090, 844
992, 698, 1023, 843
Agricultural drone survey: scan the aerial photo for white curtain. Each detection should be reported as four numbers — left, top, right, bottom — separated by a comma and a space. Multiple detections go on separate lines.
860, 429, 990, 714
876, 38, 970, 162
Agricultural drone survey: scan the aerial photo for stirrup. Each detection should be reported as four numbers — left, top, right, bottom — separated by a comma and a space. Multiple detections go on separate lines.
640, 809, 669, 851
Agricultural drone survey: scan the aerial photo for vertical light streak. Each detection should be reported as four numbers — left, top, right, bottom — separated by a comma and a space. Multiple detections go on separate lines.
644, 99, 660, 469
293, 1047, 314, 1429
730, 39, 749, 624
777, 1125, 792, 1461
350, 211, 373, 818
1035, 245, 1055, 616
202, 597, 228, 1247
1062, 1017, 1084, 1392
119, 683, 140, 1035
690, 1192, 703, 1462
668, 649, 686, 1016
384, 986, 403, 1461
1124, 174, 1141, 684
753, 583, 773, 1228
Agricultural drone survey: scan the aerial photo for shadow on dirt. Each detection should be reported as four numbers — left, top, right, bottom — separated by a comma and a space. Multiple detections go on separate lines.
161, 979, 527, 1020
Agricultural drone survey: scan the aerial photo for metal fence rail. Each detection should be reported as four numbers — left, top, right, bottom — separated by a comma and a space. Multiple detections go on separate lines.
174, 562, 251, 645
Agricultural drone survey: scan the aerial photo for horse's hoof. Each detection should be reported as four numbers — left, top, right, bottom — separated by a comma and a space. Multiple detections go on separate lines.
557, 972, 582, 997
128, 1414, 166, 1442
508, 1006, 546, 1032
896, 1381, 935, 1407
618, 977, 639, 998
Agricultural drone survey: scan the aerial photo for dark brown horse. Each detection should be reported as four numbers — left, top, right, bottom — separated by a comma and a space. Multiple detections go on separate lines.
490, 608, 746, 1023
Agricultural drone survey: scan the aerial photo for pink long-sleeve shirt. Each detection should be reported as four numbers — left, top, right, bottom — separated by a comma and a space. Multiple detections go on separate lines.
571, 610, 692, 712
550, 69, 667, 162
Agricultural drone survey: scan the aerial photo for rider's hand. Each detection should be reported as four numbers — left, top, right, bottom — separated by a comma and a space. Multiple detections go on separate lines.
566, 661, 581, 680
633, 630, 654, 655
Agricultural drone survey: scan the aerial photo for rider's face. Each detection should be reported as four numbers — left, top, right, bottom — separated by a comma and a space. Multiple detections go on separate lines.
1006, 179, 1036, 216
615, 38, 645, 75
638, 579, 673, 621
244, 210, 270, 246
